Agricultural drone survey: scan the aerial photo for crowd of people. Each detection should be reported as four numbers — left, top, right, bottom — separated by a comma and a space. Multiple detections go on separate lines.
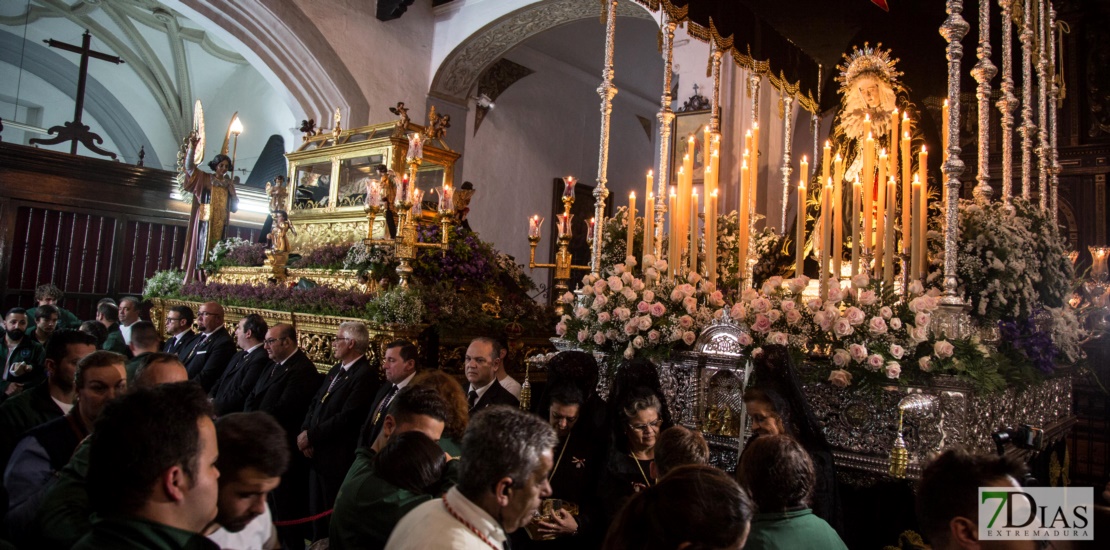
2, 283, 1104, 549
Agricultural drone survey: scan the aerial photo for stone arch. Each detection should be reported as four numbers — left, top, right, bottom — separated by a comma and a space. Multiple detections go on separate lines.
430, 0, 655, 105
168, 0, 368, 124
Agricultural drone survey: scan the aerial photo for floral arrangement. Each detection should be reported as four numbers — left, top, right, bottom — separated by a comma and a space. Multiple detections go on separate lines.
205, 238, 266, 270
557, 255, 727, 366
292, 243, 351, 271
175, 281, 375, 317
143, 270, 184, 299
366, 286, 426, 327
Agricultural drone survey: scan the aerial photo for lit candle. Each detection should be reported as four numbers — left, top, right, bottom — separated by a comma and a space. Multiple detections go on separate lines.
677, 157, 690, 261
941, 100, 949, 164
738, 159, 751, 281
862, 132, 875, 256
562, 176, 576, 199
751, 123, 760, 227
709, 188, 719, 283
528, 215, 543, 239
863, 113, 872, 146
627, 191, 637, 261
557, 213, 573, 238
833, 154, 844, 279
884, 176, 896, 285
399, 175, 410, 207
911, 175, 922, 280
821, 178, 834, 300
800, 155, 809, 187
368, 180, 381, 207
645, 170, 654, 206
822, 140, 831, 188
917, 160, 928, 280
889, 108, 899, 182
901, 129, 912, 254
439, 184, 454, 212
689, 189, 698, 275
918, 146, 928, 192
875, 149, 888, 273
796, 179, 806, 277
851, 181, 861, 278
586, 217, 596, 242
644, 192, 655, 262
669, 188, 678, 278
411, 188, 424, 216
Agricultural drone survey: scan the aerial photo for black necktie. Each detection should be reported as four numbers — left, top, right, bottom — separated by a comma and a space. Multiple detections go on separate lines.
468, 389, 479, 410
185, 334, 208, 361
373, 385, 399, 424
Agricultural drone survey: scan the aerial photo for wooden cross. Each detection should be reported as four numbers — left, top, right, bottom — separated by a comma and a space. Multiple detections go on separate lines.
29, 30, 124, 159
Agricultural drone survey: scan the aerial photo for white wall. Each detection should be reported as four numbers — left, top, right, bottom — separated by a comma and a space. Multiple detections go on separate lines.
461, 46, 656, 286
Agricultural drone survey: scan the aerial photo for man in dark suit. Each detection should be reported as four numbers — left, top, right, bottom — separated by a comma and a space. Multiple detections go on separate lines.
209, 314, 270, 416
244, 323, 323, 549
95, 302, 129, 357
182, 301, 236, 392
465, 336, 519, 412
298, 321, 380, 541
161, 305, 198, 360
358, 340, 417, 448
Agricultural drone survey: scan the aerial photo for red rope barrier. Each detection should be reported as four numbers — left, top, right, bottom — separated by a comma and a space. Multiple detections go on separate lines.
273, 509, 333, 527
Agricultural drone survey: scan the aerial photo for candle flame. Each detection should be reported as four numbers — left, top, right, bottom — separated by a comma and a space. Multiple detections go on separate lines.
802, 155, 807, 162
921, 145, 927, 153
913, 174, 920, 183
904, 131, 910, 140
753, 122, 759, 129
647, 169, 653, 176
746, 130, 753, 137
893, 108, 899, 115
879, 148, 887, 157
825, 140, 831, 147
903, 112, 909, 120
670, 188, 677, 197
943, 99, 949, 107
630, 191, 636, 198
865, 113, 871, 122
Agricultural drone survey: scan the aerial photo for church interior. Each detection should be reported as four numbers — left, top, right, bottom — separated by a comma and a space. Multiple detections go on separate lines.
2, 0, 1110, 548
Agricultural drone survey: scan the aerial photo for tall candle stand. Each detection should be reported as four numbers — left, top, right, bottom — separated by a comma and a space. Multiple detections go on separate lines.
364, 158, 454, 288
528, 194, 591, 316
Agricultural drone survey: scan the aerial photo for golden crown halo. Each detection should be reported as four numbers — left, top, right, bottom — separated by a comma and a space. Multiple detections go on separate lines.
836, 42, 904, 95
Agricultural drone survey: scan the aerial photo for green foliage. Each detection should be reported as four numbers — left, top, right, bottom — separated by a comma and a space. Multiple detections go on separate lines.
143, 270, 184, 299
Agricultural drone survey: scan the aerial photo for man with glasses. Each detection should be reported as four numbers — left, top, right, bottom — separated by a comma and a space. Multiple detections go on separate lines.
162, 305, 199, 360
245, 323, 322, 549
299, 321, 380, 541
183, 302, 236, 392
463, 337, 518, 412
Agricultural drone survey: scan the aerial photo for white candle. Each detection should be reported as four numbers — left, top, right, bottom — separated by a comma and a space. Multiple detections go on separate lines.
626, 192, 637, 261
689, 189, 698, 275
796, 179, 806, 277
643, 193, 655, 262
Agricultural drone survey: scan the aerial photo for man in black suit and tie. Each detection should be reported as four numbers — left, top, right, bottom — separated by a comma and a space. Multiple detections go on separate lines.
298, 321, 380, 541
208, 314, 270, 416
358, 340, 418, 448
182, 302, 236, 392
161, 305, 198, 360
465, 337, 519, 412
244, 322, 323, 549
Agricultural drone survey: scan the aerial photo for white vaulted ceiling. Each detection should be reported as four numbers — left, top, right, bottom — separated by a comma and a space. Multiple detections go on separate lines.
0, 0, 296, 181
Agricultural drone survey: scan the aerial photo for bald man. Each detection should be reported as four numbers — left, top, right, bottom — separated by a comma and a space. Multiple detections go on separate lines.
182, 302, 236, 392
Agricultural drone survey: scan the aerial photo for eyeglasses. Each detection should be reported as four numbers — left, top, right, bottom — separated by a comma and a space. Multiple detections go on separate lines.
263, 337, 288, 346
628, 419, 662, 433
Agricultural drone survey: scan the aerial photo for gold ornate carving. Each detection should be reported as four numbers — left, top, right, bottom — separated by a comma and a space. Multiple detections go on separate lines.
290, 220, 368, 250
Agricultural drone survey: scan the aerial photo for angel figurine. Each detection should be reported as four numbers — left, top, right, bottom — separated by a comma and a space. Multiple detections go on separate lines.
265, 176, 288, 213
268, 210, 296, 253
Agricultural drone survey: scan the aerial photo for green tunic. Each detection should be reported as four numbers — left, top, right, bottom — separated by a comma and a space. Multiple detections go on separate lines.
73, 517, 217, 550
329, 448, 434, 550
744, 509, 849, 550
102, 323, 130, 357
34, 436, 92, 550
26, 306, 82, 331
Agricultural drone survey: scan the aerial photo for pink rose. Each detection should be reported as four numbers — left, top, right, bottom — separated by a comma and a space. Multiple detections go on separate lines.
934, 340, 954, 358
593, 279, 608, 293
577, 330, 588, 343
654, 259, 668, 272
687, 272, 702, 285
788, 276, 810, 294
833, 349, 851, 367
581, 285, 595, 296
852, 273, 870, 289
682, 331, 697, 345
741, 289, 759, 302
889, 317, 903, 330
751, 347, 764, 359
751, 297, 772, 313
597, 312, 611, 323
621, 288, 637, 302
574, 306, 589, 319
827, 285, 844, 303
679, 315, 695, 329
709, 291, 725, 307
845, 307, 866, 326
888, 344, 905, 359
621, 272, 634, 285
623, 345, 634, 360
879, 306, 893, 320
868, 316, 888, 335
849, 343, 868, 363
556, 322, 567, 336
624, 322, 638, 335
643, 290, 655, 302
637, 301, 651, 313
815, 311, 834, 332
607, 276, 624, 292
631, 278, 645, 292
767, 310, 782, 323
768, 332, 789, 346
828, 369, 853, 388
648, 330, 660, 343
637, 316, 652, 331
858, 290, 878, 306
884, 361, 902, 379
633, 335, 645, 349
867, 354, 884, 370
593, 332, 606, 345
683, 296, 698, 314
751, 314, 772, 333
738, 332, 753, 346
910, 324, 929, 343
649, 302, 666, 317
781, 300, 796, 313
833, 318, 854, 337
614, 307, 630, 322
730, 303, 747, 319
670, 289, 685, 302
785, 309, 803, 325
562, 292, 575, 303
807, 299, 823, 313
591, 295, 608, 310
918, 356, 933, 372
915, 312, 931, 328
908, 280, 924, 295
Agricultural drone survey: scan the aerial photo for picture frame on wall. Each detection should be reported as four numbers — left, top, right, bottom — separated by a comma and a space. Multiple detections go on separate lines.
670, 109, 712, 187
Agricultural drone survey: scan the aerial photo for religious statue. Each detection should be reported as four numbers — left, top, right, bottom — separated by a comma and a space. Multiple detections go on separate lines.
268, 210, 296, 253
454, 180, 476, 232
376, 164, 400, 238
265, 175, 288, 212
389, 102, 410, 138
182, 131, 239, 284
832, 43, 908, 185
